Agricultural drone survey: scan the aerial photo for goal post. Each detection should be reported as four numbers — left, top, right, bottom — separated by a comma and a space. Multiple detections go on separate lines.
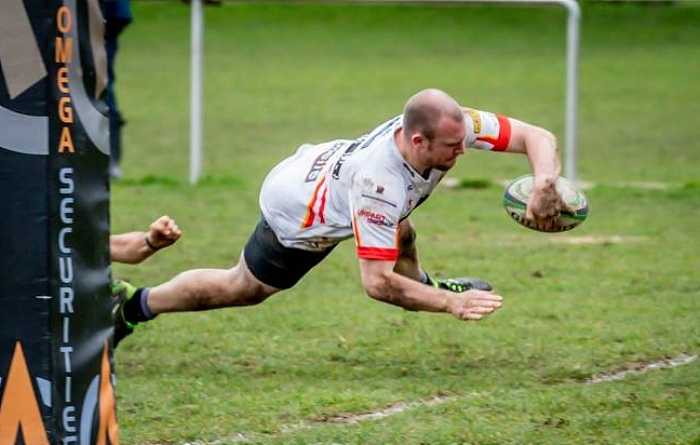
0, 1, 116, 443
188, 0, 581, 184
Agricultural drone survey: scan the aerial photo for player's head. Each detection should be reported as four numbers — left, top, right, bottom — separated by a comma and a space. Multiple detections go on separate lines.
402, 89, 466, 171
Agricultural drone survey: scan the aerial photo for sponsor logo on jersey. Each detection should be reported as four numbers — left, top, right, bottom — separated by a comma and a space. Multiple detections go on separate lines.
357, 209, 395, 228
468, 109, 482, 133
304, 142, 344, 182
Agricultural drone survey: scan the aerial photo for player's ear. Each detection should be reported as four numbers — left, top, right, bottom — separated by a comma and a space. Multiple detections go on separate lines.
410, 132, 426, 149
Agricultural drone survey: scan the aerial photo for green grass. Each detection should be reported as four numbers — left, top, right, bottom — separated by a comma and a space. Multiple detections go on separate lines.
111, 2, 699, 444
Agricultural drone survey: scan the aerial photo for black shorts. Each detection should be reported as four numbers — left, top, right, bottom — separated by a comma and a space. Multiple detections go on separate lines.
243, 217, 336, 290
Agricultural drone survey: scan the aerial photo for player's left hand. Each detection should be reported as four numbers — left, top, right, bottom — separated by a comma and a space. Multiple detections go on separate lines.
526, 178, 576, 232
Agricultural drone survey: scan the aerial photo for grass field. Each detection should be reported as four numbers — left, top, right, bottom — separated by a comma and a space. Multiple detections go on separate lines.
111, 2, 699, 444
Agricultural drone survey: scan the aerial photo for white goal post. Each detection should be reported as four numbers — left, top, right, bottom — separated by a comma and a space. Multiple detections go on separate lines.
188, 0, 581, 184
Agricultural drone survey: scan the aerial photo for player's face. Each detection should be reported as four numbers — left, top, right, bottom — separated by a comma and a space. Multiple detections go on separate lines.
426, 117, 466, 171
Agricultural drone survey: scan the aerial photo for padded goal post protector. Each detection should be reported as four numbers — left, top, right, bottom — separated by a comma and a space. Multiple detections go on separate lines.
0, 0, 117, 444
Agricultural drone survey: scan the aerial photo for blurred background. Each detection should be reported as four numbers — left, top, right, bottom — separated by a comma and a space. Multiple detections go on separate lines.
111, 0, 699, 187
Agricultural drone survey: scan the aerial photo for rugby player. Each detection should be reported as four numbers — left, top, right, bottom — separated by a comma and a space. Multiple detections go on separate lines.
112, 88, 571, 346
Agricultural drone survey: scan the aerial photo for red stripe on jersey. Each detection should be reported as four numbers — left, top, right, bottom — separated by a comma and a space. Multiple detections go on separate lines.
301, 176, 326, 228
318, 186, 328, 224
353, 214, 398, 260
357, 246, 398, 261
476, 115, 512, 152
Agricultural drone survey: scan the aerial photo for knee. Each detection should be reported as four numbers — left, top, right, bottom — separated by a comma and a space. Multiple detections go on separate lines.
225, 264, 278, 307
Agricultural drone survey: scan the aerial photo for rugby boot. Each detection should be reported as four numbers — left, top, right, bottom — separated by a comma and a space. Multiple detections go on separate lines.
433, 277, 493, 292
111, 279, 138, 347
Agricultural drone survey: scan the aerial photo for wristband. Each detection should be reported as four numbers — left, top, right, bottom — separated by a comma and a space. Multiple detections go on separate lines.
144, 234, 160, 251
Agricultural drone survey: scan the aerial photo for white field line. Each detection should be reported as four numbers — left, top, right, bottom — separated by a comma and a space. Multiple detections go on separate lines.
309, 393, 457, 425
585, 354, 698, 384
179, 354, 697, 445
547, 235, 647, 244
180, 394, 462, 445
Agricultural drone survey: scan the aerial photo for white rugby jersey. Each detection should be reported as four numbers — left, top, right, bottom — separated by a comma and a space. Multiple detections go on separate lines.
259, 109, 512, 260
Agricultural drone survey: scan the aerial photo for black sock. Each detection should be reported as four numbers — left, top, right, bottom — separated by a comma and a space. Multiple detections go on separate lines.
122, 288, 152, 323
420, 269, 437, 286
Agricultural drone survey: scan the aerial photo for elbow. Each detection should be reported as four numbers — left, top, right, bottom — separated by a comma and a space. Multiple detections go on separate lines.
361, 272, 396, 304
527, 126, 562, 169
543, 128, 558, 152
363, 279, 386, 302
362, 273, 420, 312
530, 125, 557, 151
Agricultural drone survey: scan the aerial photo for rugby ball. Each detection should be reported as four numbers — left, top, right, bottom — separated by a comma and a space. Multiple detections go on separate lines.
503, 174, 589, 232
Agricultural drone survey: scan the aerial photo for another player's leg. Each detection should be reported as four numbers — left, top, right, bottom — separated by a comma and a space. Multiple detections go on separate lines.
111, 255, 280, 347
110, 279, 139, 347
111, 217, 335, 347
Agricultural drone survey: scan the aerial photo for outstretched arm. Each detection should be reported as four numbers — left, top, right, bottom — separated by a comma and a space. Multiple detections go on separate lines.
358, 258, 503, 321
503, 118, 559, 179
461, 108, 574, 230
505, 119, 576, 230
110, 215, 182, 264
